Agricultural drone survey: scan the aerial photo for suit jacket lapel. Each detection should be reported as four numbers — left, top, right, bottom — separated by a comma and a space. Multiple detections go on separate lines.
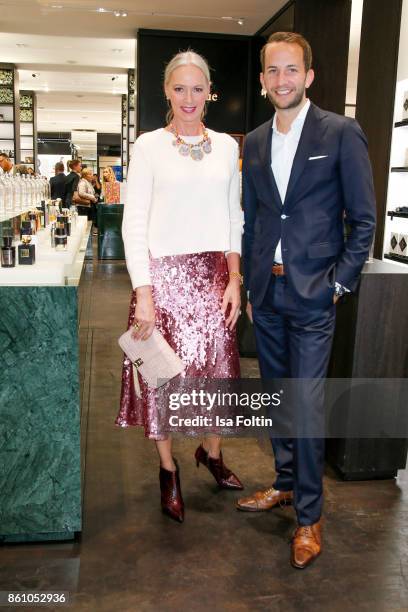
257, 117, 283, 212
284, 103, 327, 207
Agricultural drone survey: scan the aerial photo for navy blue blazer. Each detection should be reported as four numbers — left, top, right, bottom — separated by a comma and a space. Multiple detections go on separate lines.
242, 103, 376, 309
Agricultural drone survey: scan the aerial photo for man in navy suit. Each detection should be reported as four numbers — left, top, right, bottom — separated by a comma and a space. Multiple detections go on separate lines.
237, 32, 376, 569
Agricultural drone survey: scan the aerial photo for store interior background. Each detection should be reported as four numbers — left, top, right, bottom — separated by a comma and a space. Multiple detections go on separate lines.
1, 1, 408, 609
1, 0, 408, 509
2, 0, 408, 261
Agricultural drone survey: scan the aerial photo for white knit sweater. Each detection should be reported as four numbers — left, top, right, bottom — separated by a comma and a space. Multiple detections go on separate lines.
122, 128, 244, 289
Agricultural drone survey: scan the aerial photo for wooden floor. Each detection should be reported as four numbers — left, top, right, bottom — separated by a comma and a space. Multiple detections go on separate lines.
1, 254, 408, 612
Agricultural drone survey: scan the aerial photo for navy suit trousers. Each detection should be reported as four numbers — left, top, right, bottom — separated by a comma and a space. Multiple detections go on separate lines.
252, 274, 336, 525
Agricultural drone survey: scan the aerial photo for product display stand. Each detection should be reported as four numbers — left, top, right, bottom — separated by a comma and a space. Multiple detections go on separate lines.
97, 203, 125, 260
327, 259, 408, 480
0, 216, 91, 542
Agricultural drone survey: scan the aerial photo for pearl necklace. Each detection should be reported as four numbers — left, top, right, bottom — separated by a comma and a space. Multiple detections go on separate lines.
169, 122, 212, 161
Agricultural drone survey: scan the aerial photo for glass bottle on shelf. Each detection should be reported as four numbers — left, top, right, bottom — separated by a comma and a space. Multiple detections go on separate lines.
4, 176, 13, 213
18, 174, 27, 211
12, 174, 22, 213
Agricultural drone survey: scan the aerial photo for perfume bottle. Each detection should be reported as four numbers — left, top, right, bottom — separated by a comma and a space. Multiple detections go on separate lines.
18, 235, 36, 265
29, 212, 37, 234
1, 235, 16, 268
50, 221, 56, 248
20, 220, 32, 240
55, 226, 67, 251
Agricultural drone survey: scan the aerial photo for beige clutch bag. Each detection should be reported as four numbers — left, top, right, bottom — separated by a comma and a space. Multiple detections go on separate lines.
118, 328, 184, 396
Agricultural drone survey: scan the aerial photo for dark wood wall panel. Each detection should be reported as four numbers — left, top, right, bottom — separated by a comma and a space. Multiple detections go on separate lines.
355, 0, 403, 259
137, 29, 250, 134
294, 0, 352, 114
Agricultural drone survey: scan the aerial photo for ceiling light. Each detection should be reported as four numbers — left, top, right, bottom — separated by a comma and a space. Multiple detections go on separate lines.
51, 4, 63, 8
121, 11, 127, 17
114, 10, 127, 17
238, 18, 244, 26
97, 7, 107, 12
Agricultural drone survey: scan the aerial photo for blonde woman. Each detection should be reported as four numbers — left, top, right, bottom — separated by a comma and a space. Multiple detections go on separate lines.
78, 167, 98, 233
116, 50, 244, 523
102, 166, 119, 203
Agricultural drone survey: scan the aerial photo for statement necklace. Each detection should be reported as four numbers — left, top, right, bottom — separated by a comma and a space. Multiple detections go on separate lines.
169, 122, 212, 161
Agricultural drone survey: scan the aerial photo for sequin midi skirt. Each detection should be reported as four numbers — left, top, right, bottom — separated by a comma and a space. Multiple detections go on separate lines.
116, 251, 241, 439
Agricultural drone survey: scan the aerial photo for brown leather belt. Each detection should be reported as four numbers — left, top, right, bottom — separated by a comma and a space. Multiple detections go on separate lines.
272, 263, 285, 276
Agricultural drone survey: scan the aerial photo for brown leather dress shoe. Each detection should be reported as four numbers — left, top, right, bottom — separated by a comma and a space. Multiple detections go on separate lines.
291, 520, 322, 569
236, 487, 293, 511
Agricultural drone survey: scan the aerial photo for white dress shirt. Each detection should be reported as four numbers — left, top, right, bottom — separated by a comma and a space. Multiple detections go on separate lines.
122, 128, 243, 289
271, 99, 310, 263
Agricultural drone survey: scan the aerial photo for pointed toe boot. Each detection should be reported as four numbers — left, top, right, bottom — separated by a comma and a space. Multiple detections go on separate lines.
159, 459, 184, 523
195, 444, 244, 490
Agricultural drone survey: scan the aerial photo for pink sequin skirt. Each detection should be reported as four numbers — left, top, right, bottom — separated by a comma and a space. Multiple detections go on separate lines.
116, 251, 241, 439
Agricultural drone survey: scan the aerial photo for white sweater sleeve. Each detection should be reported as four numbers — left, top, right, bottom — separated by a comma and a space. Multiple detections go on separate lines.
227, 142, 244, 255
122, 137, 153, 289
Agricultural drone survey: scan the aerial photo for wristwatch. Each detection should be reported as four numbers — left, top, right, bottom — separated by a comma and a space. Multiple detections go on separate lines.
334, 282, 348, 298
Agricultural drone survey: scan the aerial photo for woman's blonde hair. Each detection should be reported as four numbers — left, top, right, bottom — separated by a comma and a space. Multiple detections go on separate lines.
102, 166, 116, 183
81, 167, 93, 179
163, 50, 211, 124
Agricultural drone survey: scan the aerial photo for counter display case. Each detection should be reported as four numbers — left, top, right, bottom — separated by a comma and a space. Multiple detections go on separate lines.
0, 205, 91, 542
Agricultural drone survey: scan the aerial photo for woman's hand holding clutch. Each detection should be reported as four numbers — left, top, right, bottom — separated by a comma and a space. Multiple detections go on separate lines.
222, 279, 241, 330
133, 286, 156, 340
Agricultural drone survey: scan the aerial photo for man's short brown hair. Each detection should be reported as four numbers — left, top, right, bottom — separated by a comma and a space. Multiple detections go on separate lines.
68, 159, 81, 171
260, 31, 313, 73
55, 162, 64, 172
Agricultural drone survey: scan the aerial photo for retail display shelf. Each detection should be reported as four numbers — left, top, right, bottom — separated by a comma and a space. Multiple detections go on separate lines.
0, 215, 89, 286
0, 120, 14, 124
384, 253, 408, 265
387, 210, 408, 218
395, 119, 408, 127
0, 204, 39, 223
390, 167, 408, 172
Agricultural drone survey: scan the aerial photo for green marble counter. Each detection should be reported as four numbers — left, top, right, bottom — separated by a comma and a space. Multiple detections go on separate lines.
0, 224, 91, 542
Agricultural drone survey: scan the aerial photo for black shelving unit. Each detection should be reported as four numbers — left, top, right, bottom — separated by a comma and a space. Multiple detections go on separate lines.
395, 119, 408, 127
0, 64, 20, 164
391, 167, 408, 172
127, 69, 135, 168
19, 91, 37, 171
384, 253, 408, 264
387, 211, 408, 218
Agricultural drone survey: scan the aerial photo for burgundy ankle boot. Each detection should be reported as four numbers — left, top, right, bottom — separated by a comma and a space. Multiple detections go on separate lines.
195, 444, 244, 490
159, 459, 184, 523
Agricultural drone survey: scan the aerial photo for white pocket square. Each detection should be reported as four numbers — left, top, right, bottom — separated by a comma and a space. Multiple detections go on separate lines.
308, 155, 329, 160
